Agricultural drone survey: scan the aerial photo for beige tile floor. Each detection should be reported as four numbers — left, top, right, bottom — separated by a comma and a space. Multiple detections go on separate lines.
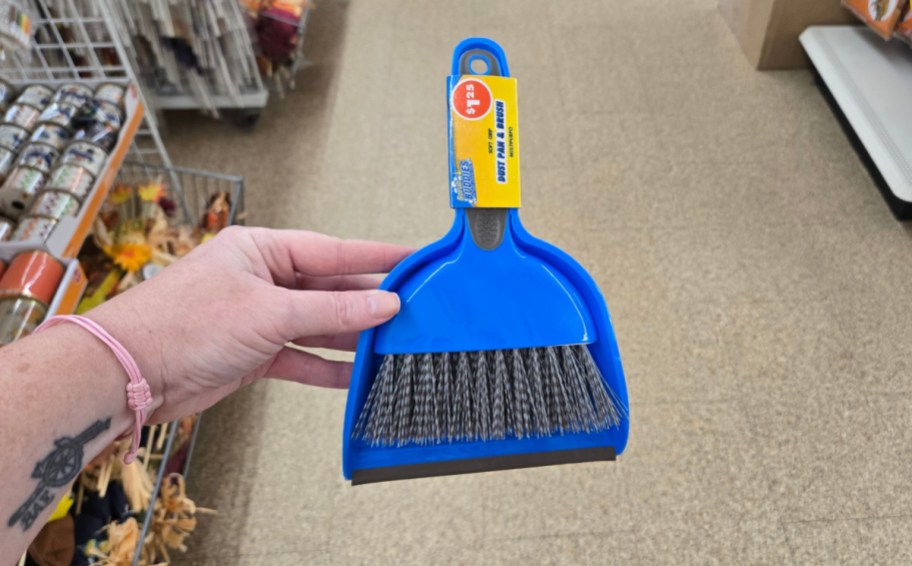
163, 0, 912, 564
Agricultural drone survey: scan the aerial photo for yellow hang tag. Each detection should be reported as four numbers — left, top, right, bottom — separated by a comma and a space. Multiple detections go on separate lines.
448, 75, 521, 208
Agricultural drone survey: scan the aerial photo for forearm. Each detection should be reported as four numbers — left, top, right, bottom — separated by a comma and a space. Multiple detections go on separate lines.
0, 324, 142, 562
0, 227, 410, 562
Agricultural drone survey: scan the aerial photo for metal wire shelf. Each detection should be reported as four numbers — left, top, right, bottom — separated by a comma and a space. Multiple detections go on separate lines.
116, 160, 244, 227
106, 0, 269, 117
0, 0, 174, 169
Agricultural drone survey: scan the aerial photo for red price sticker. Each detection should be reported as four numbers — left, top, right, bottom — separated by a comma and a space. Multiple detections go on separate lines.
451, 78, 492, 121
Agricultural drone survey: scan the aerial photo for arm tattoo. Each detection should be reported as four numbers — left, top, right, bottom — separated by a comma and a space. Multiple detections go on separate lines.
7, 418, 111, 530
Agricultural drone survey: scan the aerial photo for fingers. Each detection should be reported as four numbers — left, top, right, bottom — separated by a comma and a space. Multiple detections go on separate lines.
265, 347, 353, 388
277, 288, 400, 338
293, 332, 360, 351
295, 273, 384, 292
246, 228, 413, 286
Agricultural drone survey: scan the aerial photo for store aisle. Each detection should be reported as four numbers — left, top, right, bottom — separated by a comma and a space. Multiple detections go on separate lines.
165, 0, 912, 564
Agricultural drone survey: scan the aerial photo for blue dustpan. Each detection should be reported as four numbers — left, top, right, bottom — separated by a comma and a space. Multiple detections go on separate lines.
342, 38, 629, 484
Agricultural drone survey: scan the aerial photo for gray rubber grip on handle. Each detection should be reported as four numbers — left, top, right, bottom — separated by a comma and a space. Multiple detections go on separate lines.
468, 208, 507, 250
457, 49, 508, 251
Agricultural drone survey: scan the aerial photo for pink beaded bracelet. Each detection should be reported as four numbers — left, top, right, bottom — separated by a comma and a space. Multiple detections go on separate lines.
34, 314, 153, 464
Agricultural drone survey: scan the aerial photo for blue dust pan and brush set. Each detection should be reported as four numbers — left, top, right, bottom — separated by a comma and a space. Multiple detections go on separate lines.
342, 38, 629, 484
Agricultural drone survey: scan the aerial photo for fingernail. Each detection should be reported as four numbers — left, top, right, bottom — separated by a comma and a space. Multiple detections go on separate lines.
368, 291, 400, 318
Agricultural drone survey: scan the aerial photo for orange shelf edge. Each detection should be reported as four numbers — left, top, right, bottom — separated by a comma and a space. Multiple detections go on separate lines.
47, 259, 88, 316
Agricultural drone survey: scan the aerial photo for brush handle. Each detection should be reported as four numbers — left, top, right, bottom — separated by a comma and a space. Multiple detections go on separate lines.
466, 207, 506, 250
456, 48, 504, 77
451, 37, 511, 77
452, 40, 511, 251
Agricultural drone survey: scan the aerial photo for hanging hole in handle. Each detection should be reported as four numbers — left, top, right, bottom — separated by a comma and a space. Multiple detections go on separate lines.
468, 54, 490, 75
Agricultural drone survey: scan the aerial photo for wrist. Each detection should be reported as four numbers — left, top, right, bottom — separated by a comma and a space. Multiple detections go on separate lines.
36, 312, 163, 464
28, 324, 136, 436
80, 305, 166, 419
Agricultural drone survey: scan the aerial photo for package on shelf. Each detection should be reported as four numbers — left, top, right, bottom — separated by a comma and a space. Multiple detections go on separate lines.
842, 0, 907, 40
0, 82, 144, 261
0, 252, 86, 345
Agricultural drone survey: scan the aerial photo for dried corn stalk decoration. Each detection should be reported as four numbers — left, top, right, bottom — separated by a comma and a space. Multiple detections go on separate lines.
85, 517, 152, 566
82, 181, 234, 307
146, 474, 216, 563
82, 473, 212, 565
77, 439, 154, 512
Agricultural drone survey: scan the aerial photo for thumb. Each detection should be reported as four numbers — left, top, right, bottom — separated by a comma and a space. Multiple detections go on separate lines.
279, 288, 401, 338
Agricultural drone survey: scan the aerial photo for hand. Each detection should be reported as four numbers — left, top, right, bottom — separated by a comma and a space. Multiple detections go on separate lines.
86, 227, 412, 423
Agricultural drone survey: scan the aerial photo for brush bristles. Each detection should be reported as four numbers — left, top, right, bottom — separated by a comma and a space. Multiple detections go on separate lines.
353, 345, 625, 447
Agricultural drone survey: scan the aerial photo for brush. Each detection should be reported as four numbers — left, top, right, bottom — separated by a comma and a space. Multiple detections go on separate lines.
354, 346, 623, 446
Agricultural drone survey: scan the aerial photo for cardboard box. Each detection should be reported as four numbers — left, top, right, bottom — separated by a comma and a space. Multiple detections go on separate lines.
720, 0, 859, 69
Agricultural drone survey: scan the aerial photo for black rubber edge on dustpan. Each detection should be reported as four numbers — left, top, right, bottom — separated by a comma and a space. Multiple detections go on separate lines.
351, 446, 616, 485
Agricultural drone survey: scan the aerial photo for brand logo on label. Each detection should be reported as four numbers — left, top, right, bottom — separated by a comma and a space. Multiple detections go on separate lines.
453, 159, 477, 204
451, 78, 492, 121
